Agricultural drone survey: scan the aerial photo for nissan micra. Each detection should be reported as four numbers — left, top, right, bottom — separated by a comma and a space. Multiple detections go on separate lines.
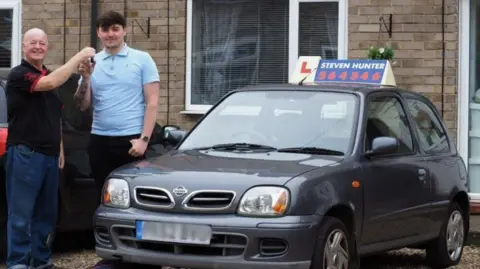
94, 83, 470, 269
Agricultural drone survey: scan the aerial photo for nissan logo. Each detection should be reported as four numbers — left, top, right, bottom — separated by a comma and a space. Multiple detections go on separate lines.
173, 186, 188, 196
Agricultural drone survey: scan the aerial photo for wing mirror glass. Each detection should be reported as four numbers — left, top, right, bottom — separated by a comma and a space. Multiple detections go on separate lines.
162, 125, 187, 146
366, 136, 398, 157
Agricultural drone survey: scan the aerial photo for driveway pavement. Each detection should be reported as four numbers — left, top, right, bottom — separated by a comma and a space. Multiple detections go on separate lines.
469, 214, 480, 245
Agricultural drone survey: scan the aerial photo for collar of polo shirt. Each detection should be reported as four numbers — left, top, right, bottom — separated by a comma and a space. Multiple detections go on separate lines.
100, 43, 130, 60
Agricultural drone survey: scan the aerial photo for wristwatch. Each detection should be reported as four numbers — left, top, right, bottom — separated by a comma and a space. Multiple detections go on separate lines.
141, 136, 149, 143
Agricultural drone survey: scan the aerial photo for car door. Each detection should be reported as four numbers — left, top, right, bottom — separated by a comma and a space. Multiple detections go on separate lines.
360, 92, 432, 245
56, 74, 99, 230
56, 75, 172, 230
403, 95, 458, 235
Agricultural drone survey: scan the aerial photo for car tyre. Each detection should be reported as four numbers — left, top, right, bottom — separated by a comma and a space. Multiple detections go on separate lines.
310, 216, 356, 269
425, 201, 466, 268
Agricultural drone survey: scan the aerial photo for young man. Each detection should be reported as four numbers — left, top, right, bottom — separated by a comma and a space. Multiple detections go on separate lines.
5, 28, 95, 269
73, 11, 160, 201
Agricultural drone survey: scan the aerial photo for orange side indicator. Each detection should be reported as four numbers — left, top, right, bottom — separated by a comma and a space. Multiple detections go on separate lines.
103, 182, 111, 204
272, 190, 288, 214
352, 180, 360, 188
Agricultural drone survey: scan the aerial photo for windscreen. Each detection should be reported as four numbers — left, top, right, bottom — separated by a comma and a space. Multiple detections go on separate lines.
179, 90, 359, 154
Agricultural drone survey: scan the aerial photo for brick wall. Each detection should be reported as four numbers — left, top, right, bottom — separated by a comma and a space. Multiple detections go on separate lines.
22, 0, 199, 130
349, 0, 459, 140
22, 0, 460, 135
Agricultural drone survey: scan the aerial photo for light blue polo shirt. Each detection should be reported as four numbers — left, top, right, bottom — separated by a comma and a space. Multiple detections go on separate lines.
79, 44, 160, 136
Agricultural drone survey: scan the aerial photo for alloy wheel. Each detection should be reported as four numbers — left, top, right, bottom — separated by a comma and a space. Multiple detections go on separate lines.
446, 210, 464, 261
323, 229, 349, 269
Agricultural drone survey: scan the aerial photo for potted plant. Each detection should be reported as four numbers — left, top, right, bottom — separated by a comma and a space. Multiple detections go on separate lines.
367, 45, 396, 65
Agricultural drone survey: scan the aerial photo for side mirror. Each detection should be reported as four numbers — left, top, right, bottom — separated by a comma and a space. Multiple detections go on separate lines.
162, 125, 181, 140
365, 136, 398, 158
164, 126, 187, 146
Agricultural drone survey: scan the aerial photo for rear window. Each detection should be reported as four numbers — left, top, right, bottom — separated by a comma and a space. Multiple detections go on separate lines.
0, 82, 6, 124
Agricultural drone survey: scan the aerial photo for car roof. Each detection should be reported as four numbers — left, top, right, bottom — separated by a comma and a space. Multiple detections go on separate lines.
234, 83, 427, 99
0, 69, 9, 80
0, 69, 9, 89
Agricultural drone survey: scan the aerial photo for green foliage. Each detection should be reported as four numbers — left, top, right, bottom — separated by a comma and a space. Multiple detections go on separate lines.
367, 45, 395, 61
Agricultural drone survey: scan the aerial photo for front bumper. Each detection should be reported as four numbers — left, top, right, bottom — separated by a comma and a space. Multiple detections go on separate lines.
94, 205, 321, 269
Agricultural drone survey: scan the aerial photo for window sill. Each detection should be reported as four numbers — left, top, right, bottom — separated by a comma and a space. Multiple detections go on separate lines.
180, 110, 207, 115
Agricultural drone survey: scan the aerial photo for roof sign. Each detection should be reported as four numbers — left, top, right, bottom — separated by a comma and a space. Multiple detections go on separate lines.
288, 56, 322, 84
314, 59, 396, 86
289, 58, 396, 87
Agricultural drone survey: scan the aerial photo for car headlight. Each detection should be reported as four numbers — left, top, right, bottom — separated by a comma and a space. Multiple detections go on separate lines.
237, 186, 289, 216
103, 178, 130, 208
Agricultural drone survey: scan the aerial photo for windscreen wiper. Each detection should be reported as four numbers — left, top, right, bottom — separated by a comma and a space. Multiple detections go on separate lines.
196, 143, 277, 151
277, 147, 344, 156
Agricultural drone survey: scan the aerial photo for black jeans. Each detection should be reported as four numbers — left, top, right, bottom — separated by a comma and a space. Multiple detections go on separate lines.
88, 133, 145, 204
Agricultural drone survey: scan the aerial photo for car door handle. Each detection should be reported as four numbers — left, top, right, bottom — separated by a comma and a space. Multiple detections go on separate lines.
418, 168, 426, 181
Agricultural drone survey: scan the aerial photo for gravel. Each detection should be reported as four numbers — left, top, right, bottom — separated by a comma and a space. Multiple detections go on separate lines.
360, 246, 480, 269
2, 229, 480, 269
0, 246, 479, 269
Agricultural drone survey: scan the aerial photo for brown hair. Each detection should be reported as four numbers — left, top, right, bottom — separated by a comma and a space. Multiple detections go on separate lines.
96, 11, 126, 30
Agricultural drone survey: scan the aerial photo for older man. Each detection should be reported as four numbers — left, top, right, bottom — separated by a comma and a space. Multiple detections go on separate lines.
73, 11, 159, 201
5, 28, 95, 269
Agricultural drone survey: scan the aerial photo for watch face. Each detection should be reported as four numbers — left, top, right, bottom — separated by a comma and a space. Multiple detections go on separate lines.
142, 136, 149, 142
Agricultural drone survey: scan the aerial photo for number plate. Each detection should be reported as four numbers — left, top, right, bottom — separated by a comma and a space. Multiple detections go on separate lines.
136, 221, 212, 245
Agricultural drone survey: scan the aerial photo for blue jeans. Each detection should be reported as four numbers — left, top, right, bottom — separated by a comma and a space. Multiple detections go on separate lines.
5, 144, 59, 269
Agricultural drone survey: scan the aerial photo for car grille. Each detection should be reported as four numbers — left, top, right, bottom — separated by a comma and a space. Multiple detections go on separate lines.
182, 191, 236, 210
134, 187, 175, 209
113, 225, 248, 257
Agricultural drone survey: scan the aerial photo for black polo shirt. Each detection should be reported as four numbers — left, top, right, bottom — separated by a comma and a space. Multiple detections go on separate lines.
6, 59, 63, 156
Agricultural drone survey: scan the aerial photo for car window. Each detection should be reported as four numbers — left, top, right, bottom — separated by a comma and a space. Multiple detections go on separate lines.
57, 74, 92, 132
179, 90, 359, 154
365, 95, 414, 154
405, 98, 450, 154
0, 82, 6, 124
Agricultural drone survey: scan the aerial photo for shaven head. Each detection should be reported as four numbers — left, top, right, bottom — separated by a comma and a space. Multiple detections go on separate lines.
22, 28, 48, 64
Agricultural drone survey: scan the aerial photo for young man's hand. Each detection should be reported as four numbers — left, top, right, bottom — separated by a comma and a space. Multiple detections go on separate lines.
59, 148, 65, 169
78, 59, 94, 78
128, 139, 148, 157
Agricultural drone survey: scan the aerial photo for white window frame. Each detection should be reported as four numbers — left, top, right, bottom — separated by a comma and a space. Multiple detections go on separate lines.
457, 0, 469, 169
0, 0, 21, 69
184, 0, 348, 114
458, 0, 480, 199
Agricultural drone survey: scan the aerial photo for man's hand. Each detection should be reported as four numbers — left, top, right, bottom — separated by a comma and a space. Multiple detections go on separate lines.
128, 139, 148, 157
78, 59, 94, 78
76, 47, 96, 62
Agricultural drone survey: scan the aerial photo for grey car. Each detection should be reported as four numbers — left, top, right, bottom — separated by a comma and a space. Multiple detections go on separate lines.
94, 83, 470, 269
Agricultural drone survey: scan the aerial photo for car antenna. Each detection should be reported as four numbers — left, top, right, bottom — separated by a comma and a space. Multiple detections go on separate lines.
298, 68, 317, 85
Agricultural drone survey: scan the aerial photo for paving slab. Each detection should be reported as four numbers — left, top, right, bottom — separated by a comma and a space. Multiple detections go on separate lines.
469, 214, 480, 245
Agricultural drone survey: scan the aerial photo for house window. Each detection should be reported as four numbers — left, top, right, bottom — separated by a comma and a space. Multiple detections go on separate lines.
186, 0, 347, 112
0, 9, 13, 68
0, 0, 20, 69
